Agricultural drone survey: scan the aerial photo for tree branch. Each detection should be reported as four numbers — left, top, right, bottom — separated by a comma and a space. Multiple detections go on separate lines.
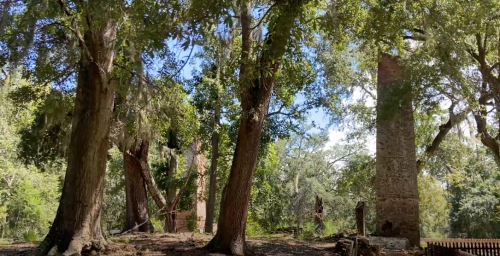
250, 3, 277, 30
417, 105, 469, 172
56, 1, 94, 65
327, 151, 356, 167
489, 61, 500, 73
171, 154, 197, 210
266, 104, 285, 117
57, 0, 73, 16
474, 83, 500, 164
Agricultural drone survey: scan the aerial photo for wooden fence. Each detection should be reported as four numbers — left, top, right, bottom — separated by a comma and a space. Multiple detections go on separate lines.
424, 239, 500, 256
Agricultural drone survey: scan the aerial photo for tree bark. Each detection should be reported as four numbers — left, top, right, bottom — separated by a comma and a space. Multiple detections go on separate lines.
474, 82, 500, 165
123, 139, 153, 233
164, 148, 178, 233
205, 104, 220, 233
205, 1, 306, 254
31, 20, 117, 256
314, 196, 324, 236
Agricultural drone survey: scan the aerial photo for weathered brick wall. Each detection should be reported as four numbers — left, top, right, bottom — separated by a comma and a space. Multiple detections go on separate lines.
376, 53, 420, 246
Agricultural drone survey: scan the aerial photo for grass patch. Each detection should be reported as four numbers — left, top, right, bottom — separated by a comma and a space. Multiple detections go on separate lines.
110, 236, 131, 244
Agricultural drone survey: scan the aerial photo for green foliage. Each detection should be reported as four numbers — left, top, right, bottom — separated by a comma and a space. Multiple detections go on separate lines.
246, 212, 264, 237
102, 147, 126, 232
185, 213, 201, 232
445, 145, 500, 238
22, 229, 39, 242
12, 84, 74, 170
0, 83, 61, 240
150, 158, 199, 212
2, 0, 500, 245
419, 174, 450, 238
150, 217, 164, 233
323, 220, 338, 236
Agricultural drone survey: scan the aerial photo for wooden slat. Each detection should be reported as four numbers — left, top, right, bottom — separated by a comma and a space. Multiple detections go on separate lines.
424, 239, 500, 256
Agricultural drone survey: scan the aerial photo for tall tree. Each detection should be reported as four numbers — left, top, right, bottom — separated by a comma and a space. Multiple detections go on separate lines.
205, 0, 311, 254
31, 4, 119, 254
0, 0, 189, 254
191, 32, 239, 233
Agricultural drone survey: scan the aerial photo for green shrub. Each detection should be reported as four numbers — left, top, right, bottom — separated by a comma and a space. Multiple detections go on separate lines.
22, 229, 39, 242
186, 213, 200, 232
323, 220, 338, 236
150, 217, 164, 233
246, 213, 263, 237
295, 221, 315, 240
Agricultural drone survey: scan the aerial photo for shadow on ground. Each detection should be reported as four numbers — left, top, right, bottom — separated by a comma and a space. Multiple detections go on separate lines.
0, 233, 337, 256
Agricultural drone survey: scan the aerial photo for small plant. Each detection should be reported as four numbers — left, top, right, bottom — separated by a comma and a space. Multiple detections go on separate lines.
295, 222, 314, 240
0, 238, 12, 245
186, 213, 200, 232
22, 229, 39, 242
323, 220, 338, 236
110, 236, 130, 244
246, 214, 263, 237
150, 217, 164, 233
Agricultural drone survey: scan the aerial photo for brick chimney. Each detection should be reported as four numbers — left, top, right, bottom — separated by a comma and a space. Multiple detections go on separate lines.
376, 53, 420, 247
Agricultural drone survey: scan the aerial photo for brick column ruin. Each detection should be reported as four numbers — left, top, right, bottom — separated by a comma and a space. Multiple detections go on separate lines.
376, 53, 420, 246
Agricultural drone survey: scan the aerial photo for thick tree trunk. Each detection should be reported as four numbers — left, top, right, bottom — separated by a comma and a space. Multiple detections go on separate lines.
205, 104, 220, 233
123, 139, 153, 233
31, 20, 117, 256
137, 153, 168, 213
205, 1, 305, 254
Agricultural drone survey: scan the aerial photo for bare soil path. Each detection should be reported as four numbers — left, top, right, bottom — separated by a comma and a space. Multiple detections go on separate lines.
0, 233, 336, 256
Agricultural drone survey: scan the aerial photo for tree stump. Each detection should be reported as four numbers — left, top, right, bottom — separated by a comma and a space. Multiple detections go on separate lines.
314, 195, 325, 236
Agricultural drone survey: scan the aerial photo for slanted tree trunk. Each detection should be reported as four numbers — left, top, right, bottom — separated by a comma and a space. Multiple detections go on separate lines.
123, 139, 153, 233
205, 1, 306, 254
205, 104, 220, 233
31, 20, 118, 256
137, 140, 199, 233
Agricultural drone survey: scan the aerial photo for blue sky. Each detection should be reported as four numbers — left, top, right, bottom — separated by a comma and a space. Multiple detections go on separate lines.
165, 40, 332, 131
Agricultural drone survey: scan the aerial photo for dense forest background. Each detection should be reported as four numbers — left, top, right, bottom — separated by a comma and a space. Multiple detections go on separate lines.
0, 0, 500, 249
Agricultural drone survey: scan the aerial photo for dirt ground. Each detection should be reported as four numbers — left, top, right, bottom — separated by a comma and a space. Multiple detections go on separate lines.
0, 233, 337, 256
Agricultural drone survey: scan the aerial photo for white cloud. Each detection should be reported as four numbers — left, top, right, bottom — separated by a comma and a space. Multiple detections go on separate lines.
325, 129, 376, 155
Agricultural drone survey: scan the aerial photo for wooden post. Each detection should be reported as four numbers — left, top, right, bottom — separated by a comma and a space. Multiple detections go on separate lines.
355, 201, 366, 236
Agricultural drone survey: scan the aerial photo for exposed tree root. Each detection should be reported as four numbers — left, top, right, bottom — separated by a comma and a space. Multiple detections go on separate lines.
204, 234, 248, 256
